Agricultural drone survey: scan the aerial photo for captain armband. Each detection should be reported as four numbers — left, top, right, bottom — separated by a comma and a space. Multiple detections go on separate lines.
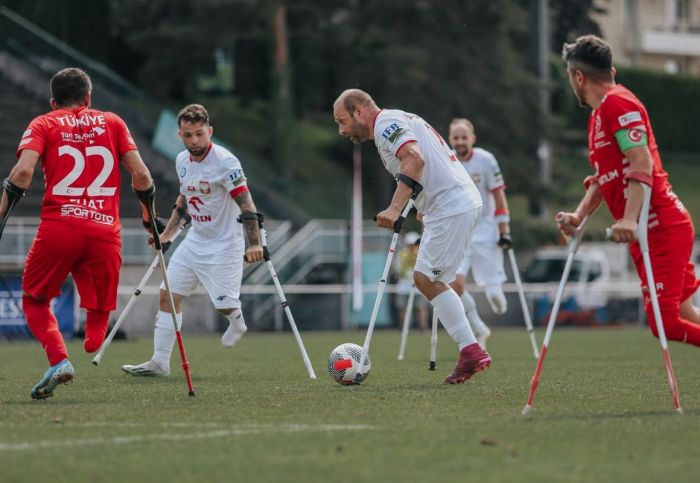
494, 208, 510, 224
624, 171, 653, 186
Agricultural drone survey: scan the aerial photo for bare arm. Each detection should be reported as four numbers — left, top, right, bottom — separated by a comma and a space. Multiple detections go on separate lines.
376, 142, 425, 229
0, 149, 40, 216
609, 145, 653, 243
233, 190, 263, 262
160, 194, 189, 241
121, 150, 153, 191
492, 188, 510, 235
557, 182, 604, 237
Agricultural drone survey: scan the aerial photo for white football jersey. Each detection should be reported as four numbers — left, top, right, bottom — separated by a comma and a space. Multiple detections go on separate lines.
373, 109, 481, 223
175, 143, 246, 256
459, 147, 505, 244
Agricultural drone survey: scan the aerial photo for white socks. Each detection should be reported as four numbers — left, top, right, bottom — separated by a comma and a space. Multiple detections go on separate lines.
460, 291, 490, 335
221, 309, 247, 348
485, 285, 507, 315
431, 289, 477, 350
152, 310, 182, 368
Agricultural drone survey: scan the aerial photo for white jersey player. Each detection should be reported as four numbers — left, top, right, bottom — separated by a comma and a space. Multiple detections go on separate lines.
122, 104, 263, 377
448, 118, 513, 349
333, 89, 491, 385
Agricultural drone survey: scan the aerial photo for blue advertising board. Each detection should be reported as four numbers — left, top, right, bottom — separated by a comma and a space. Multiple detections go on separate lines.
0, 275, 76, 338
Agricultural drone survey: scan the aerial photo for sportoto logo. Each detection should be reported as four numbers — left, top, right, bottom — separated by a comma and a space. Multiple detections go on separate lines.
188, 196, 205, 212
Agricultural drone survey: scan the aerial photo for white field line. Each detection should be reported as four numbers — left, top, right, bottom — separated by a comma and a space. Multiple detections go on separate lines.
0, 424, 373, 452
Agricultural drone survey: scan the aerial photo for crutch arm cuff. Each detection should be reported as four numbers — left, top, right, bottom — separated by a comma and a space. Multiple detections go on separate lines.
3, 178, 26, 199
237, 211, 264, 227
624, 171, 653, 186
395, 173, 423, 196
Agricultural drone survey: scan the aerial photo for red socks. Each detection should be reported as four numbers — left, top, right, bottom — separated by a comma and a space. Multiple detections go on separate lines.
22, 295, 68, 366
84, 309, 109, 353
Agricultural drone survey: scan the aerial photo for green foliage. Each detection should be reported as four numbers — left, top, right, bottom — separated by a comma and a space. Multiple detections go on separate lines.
615, 67, 700, 152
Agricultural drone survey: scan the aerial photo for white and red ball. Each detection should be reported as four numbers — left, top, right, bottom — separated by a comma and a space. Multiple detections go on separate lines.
328, 343, 371, 385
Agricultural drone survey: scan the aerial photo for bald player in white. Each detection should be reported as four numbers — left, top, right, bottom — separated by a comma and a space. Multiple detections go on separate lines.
333, 89, 491, 384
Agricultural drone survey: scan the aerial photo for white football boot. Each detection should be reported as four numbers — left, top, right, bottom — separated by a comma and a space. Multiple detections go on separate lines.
121, 359, 170, 377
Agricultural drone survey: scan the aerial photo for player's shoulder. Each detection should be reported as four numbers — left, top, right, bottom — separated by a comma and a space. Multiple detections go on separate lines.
472, 147, 498, 165
601, 85, 643, 111
175, 149, 190, 165
210, 143, 242, 167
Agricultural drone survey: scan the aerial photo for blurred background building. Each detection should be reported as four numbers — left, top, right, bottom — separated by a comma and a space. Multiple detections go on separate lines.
595, 0, 700, 74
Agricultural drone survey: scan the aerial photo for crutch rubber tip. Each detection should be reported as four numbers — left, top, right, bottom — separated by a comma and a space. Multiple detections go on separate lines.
522, 405, 532, 416
91, 359, 99, 366
189, 391, 196, 397
429, 361, 436, 371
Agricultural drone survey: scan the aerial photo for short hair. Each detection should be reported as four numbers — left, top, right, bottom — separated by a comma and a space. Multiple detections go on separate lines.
449, 118, 475, 134
50, 68, 92, 107
337, 89, 378, 114
177, 104, 210, 127
562, 35, 613, 82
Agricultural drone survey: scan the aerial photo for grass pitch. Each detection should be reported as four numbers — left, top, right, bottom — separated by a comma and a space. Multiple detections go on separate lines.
1, 327, 699, 483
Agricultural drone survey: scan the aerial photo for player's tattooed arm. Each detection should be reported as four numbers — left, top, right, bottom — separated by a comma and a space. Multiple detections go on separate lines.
163, 194, 189, 237
233, 190, 262, 262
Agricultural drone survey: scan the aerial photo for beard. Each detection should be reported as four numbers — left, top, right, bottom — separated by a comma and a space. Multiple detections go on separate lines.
454, 145, 470, 158
346, 119, 368, 143
188, 145, 208, 157
573, 85, 589, 108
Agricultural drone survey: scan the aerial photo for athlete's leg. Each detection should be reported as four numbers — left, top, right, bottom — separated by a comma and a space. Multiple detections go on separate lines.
22, 227, 83, 366
219, 307, 247, 348
460, 290, 491, 348
72, 238, 122, 353
471, 243, 508, 315
680, 297, 700, 325
631, 225, 700, 346
123, 245, 195, 376
22, 295, 67, 366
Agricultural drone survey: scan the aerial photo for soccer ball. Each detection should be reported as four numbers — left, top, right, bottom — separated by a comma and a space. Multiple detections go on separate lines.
328, 343, 371, 385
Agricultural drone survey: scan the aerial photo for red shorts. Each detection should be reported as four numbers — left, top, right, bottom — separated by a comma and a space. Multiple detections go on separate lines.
630, 222, 700, 318
23, 224, 122, 311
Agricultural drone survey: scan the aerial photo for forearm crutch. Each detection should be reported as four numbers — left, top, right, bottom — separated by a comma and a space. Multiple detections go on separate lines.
507, 248, 539, 359
429, 310, 438, 371
356, 178, 423, 383
608, 185, 682, 414
92, 220, 189, 366
137, 186, 195, 397
397, 283, 416, 360
241, 213, 316, 379
522, 216, 589, 416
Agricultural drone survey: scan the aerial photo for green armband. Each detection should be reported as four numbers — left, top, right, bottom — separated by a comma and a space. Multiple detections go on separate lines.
614, 128, 647, 152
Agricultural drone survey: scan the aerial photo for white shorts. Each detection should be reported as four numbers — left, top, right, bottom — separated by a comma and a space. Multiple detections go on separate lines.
161, 243, 243, 309
456, 242, 506, 286
414, 206, 481, 284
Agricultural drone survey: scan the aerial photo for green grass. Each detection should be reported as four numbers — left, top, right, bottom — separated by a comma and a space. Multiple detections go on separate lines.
1, 328, 699, 483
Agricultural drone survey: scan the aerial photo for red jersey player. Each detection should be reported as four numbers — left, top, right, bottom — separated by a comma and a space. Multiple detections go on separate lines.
0, 68, 155, 399
557, 35, 700, 345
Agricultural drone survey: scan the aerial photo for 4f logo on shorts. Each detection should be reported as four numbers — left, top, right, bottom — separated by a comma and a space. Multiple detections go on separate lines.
432, 269, 441, 276
188, 196, 205, 212
216, 295, 228, 301
199, 180, 211, 194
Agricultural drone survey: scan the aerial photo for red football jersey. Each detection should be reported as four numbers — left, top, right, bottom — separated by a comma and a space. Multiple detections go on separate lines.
17, 106, 137, 241
587, 84, 689, 230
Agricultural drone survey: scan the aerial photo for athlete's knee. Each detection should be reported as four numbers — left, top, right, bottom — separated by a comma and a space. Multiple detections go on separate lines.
159, 290, 184, 312
450, 276, 465, 295
485, 285, 507, 315
217, 308, 235, 316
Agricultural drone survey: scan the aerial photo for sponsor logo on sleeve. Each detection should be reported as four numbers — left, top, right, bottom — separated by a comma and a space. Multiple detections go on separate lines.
618, 111, 642, 127
228, 168, 246, 186
382, 123, 405, 144
22, 129, 31, 138
179, 167, 187, 177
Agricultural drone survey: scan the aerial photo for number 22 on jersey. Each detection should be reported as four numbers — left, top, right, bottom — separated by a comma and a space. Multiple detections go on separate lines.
52, 145, 117, 197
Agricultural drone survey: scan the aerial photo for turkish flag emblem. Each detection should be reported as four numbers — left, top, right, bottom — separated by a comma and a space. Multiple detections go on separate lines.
628, 128, 643, 143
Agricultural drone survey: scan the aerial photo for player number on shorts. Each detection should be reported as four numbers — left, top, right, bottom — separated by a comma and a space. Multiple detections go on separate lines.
52, 145, 117, 196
